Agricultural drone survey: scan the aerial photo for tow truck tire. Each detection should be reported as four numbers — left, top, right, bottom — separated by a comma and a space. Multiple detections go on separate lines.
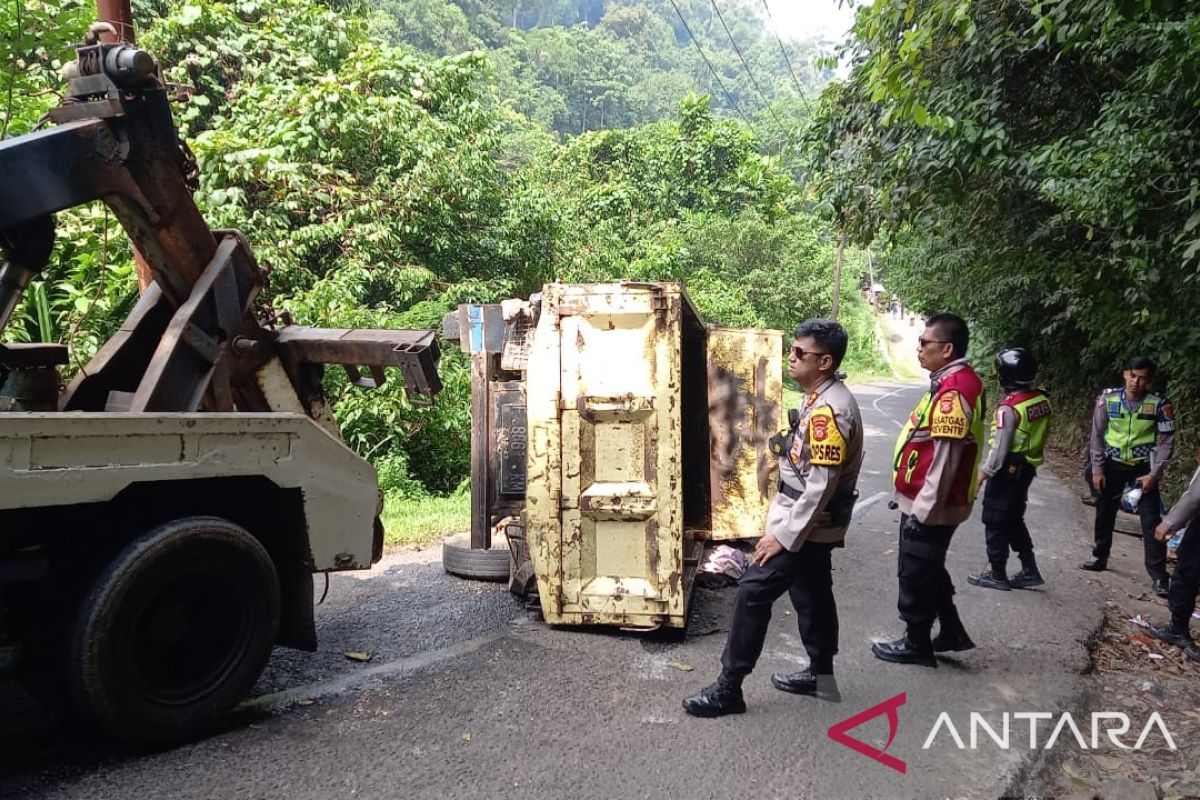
66, 516, 280, 745
442, 533, 512, 581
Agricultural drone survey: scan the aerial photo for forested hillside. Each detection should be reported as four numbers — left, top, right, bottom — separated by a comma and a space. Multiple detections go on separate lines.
2, 0, 872, 508
370, 0, 832, 138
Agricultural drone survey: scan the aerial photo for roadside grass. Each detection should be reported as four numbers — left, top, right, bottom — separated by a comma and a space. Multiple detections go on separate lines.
874, 306, 923, 382
839, 294, 891, 382
380, 491, 469, 547
781, 295, 895, 413
882, 325, 924, 382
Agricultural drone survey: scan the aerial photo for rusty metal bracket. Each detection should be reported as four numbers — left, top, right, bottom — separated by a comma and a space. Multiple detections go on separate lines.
343, 363, 387, 390
274, 327, 442, 398
128, 233, 261, 411
0, 343, 69, 369
45, 98, 125, 124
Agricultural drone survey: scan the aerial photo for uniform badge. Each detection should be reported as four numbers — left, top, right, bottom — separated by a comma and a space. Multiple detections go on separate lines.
808, 406, 847, 466
930, 390, 970, 439
790, 431, 804, 462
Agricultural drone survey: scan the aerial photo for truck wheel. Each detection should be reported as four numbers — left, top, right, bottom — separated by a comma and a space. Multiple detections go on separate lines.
442, 533, 512, 581
66, 516, 280, 745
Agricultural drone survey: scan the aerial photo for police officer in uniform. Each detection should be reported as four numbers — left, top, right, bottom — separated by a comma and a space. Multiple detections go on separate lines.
1080, 356, 1175, 596
968, 348, 1051, 590
1151, 453, 1200, 660
873, 314, 984, 668
682, 319, 863, 716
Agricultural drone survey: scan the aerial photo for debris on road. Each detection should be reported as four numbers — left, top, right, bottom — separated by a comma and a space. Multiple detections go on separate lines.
697, 545, 748, 587
1041, 602, 1200, 798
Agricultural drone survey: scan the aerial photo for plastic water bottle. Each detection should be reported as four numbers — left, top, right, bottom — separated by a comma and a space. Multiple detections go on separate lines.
1121, 484, 1144, 514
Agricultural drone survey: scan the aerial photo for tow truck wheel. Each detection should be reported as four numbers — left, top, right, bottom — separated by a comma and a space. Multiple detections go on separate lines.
66, 516, 280, 745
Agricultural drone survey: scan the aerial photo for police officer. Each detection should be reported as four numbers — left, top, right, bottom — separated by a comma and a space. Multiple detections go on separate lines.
1080, 356, 1175, 597
1151, 452, 1200, 660
682, 319, 863, 716
968, 348, 1051, 590
873, 313, 983, 668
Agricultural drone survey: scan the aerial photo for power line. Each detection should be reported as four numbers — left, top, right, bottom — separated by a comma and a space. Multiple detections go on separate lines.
710, 0, 788, 132
759, 0, 813, 112
665, 0, 761, 136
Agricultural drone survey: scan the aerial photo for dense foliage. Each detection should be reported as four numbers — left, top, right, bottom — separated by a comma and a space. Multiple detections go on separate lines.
371, 0, 834, 138
0, 0, 136, 356
811, 0, 1200, 473
2, 0, 875, 498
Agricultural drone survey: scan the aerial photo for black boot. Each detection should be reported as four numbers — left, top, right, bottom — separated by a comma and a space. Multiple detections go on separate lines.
871, 635, 937, 668
682, 673, 746, 718
1010, 555, 1045, 589
932, 605, 975, 652
1079, 557, 1107, 571
931, 627, 976, 652
1151, 620, 1194, 649
1153, 577, 1170, 597
770, 669, 841, 702
967, 566, 1011, 591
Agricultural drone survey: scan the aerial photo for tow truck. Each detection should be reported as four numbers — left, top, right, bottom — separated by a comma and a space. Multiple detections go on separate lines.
0, 8, 439, 744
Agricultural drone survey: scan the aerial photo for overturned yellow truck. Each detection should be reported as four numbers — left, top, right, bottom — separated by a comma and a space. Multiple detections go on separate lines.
476, 282, 784, 630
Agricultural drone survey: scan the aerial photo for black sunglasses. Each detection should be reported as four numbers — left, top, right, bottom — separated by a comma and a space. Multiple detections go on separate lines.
790, 345, 829, 360
917, 338, 951, 348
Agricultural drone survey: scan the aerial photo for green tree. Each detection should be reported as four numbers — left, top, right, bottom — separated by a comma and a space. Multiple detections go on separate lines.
811, 0, 1200, 458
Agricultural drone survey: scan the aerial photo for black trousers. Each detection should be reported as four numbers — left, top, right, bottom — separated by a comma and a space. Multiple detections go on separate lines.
982, 460, 1037, 574
722, 540, 838, 678
897, 514, 963, 645
1092, 459, 1166, 581
1169, 522, 1200, 629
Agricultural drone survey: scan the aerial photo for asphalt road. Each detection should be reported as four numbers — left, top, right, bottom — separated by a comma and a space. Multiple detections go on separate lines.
0, 380, 1112, 800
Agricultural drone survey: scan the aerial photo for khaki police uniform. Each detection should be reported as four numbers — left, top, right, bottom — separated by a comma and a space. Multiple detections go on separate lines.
721, 376, 863, 679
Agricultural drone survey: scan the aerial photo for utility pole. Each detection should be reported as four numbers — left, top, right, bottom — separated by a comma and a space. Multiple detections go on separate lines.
95, 0, 156, 292
831, 230, 845, 320
95, 0, 134, 42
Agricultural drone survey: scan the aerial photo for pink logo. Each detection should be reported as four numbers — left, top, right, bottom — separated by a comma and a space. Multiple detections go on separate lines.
828, 692, 907, 774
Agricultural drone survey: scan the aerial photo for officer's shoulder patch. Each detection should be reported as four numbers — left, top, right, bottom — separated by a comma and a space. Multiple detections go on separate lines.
993, 403, 1014, 429
930, 390, 970, 439
807, 405, 847, 466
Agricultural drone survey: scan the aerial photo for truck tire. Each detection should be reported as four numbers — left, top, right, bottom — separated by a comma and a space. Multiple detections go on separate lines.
65, 516, 280, 745
442, 533, 511, 581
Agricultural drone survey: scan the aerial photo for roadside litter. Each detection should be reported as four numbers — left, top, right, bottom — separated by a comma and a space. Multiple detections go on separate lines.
697, 545, 748, 587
